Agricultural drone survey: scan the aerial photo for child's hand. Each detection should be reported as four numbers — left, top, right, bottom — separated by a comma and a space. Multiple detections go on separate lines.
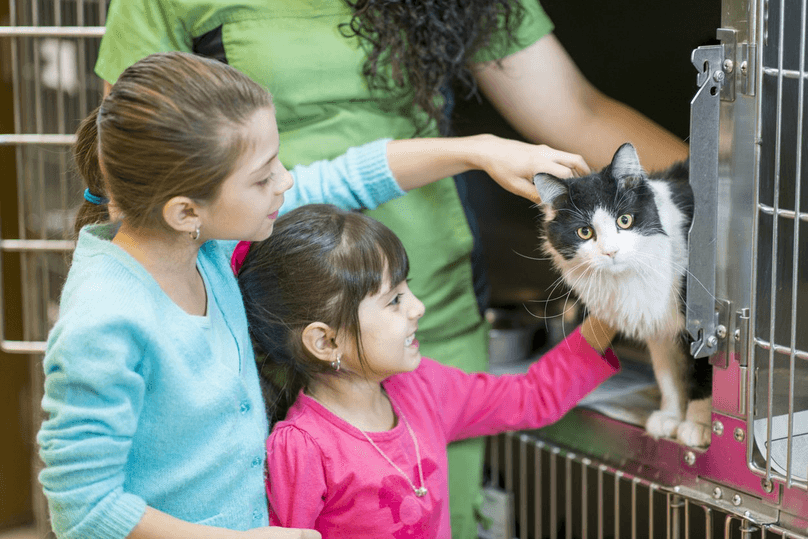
471, 134, 590, 204
242, 527, 322, 539
579, 315, 617, 353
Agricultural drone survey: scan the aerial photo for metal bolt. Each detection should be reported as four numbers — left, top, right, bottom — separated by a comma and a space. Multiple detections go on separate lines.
684, 451, 696, 466
713, 70, 726, 83
732, 494, 743, 506
712, 487, 723, 499
734, 427, 746, 442
716, 325, 727, 339
740, 61, 748, 75
712, 421, 724, 436
761, 478, 774, 493
723, 59, 734, 73
707, 335, 718, 348
734, 328, 741, 342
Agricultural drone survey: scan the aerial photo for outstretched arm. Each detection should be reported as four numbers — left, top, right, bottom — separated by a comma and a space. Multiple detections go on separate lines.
580, 315, 618, 353
472, 34, 688, 171
284, 134, 589, 212
387, 134, 589, 203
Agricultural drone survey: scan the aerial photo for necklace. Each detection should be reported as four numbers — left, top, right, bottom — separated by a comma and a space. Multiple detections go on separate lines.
310, 392, 427, 497
359, 411, 427, 497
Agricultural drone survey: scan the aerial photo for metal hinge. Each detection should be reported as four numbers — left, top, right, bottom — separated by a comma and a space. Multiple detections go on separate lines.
716, 28, 757, 102
686, 31, 756, 360
686, 44, 725, 359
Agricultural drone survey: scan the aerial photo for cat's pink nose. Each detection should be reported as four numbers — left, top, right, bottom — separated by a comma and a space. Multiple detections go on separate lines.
602, 248, 619, 258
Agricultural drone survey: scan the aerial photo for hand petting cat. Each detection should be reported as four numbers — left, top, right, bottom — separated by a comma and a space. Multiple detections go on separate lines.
470, 135, 591, 204
386, 135, 589, 205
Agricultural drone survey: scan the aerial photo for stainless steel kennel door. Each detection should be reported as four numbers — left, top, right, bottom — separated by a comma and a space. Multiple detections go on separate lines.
748, 0, 808, 508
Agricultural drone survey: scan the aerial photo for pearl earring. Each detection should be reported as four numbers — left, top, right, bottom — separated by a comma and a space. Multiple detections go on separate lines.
330, 353, 341, 372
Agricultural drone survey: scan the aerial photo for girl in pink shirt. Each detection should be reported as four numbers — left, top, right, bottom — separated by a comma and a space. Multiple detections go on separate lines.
235, 204, 619, 539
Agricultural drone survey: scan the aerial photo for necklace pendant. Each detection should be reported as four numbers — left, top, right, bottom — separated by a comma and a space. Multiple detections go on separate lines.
415, 487, 427, 497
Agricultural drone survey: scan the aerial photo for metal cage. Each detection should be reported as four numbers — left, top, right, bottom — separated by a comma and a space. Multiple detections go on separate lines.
1, 1, 106, 535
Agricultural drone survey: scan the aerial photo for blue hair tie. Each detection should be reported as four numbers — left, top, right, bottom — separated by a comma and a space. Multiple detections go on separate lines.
83, 188, 109, 205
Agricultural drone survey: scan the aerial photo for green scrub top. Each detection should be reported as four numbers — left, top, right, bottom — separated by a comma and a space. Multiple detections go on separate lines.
96, 0, 553, 362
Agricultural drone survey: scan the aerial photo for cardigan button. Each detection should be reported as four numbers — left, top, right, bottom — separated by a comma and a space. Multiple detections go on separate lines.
252, 509, 261, 521
251, 456, 262, 468
240, 401, 251, 414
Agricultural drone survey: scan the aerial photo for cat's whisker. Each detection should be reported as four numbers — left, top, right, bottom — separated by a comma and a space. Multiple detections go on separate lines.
632, 252, 720, 305
541, 259, 590, 299
544, 260, 588, 286
512, 250, 554, 262
558, 265, 597, 340
521, 305, 579, 321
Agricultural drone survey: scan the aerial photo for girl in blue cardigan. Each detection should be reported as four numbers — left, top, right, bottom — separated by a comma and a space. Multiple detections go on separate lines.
37, 51, 587, 539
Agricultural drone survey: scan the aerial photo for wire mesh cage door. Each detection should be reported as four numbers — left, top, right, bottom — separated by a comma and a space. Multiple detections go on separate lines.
746, 0, 808, 528
1, 0, 107, 534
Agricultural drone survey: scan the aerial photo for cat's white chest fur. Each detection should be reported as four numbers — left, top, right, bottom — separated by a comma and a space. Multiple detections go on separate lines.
545, 180, 688, 341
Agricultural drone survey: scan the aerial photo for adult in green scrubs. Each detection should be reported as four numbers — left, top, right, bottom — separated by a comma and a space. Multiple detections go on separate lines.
95, 2, 687, 537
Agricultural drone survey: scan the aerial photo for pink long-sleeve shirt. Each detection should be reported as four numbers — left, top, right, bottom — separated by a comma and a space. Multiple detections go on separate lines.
265, 327, 620, 538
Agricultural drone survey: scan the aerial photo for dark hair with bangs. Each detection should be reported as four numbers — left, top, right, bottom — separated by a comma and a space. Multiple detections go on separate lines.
237, 204, 409, 424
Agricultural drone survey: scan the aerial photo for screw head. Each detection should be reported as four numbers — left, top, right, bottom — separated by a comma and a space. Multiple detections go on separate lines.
732, 494, 743, 506
684, 451, 696, 466
707, 335, 718, 348
713, 70, 726, 83
734, 428, 746, 442
712, 487, 723, 499
761, 478, 774, 493
723, 59, 734, 73
716, 325, 728, 339
734, 328, 741, 342
712, 421, 724, 436
740, 61, 748, 75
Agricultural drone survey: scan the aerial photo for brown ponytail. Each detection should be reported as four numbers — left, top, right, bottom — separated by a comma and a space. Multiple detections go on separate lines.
73, 107, 110, 235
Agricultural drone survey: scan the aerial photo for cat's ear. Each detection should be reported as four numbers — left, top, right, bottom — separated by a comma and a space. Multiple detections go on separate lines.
533, 173, 568, 206
610, 143, 646, 184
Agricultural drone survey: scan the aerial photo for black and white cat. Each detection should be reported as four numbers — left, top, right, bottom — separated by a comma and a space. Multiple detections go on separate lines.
533, 143, 712, 447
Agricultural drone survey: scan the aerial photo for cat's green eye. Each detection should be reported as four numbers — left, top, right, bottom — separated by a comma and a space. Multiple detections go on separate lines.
576, 226, 594, 240
617, 214, 634, 229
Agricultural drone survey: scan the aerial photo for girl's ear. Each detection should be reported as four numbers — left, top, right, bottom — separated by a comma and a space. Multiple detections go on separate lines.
301, 322, 339, 364
163, 196, 201, 236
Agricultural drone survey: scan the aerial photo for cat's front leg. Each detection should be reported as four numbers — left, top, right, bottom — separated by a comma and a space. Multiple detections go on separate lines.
677, 397, 712, 447
645, 336, 688, 439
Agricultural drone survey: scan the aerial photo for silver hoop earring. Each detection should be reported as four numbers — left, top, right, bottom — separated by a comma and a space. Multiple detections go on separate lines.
190, 224, 201, 241
330, 354, 341, 372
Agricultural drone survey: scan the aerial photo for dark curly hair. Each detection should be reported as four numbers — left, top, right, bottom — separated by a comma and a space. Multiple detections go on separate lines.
340, 0, 526, 135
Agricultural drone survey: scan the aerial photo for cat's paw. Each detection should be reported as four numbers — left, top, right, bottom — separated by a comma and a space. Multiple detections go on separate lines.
645, 411, 681, 439
677, 419, 711, 447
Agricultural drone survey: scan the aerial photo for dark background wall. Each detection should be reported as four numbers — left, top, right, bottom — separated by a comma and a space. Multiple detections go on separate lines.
452, 0, 722, 307
0, 0, 34, 532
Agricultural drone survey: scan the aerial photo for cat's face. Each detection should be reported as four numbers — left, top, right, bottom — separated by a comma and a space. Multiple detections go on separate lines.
534, 143, 667, 275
